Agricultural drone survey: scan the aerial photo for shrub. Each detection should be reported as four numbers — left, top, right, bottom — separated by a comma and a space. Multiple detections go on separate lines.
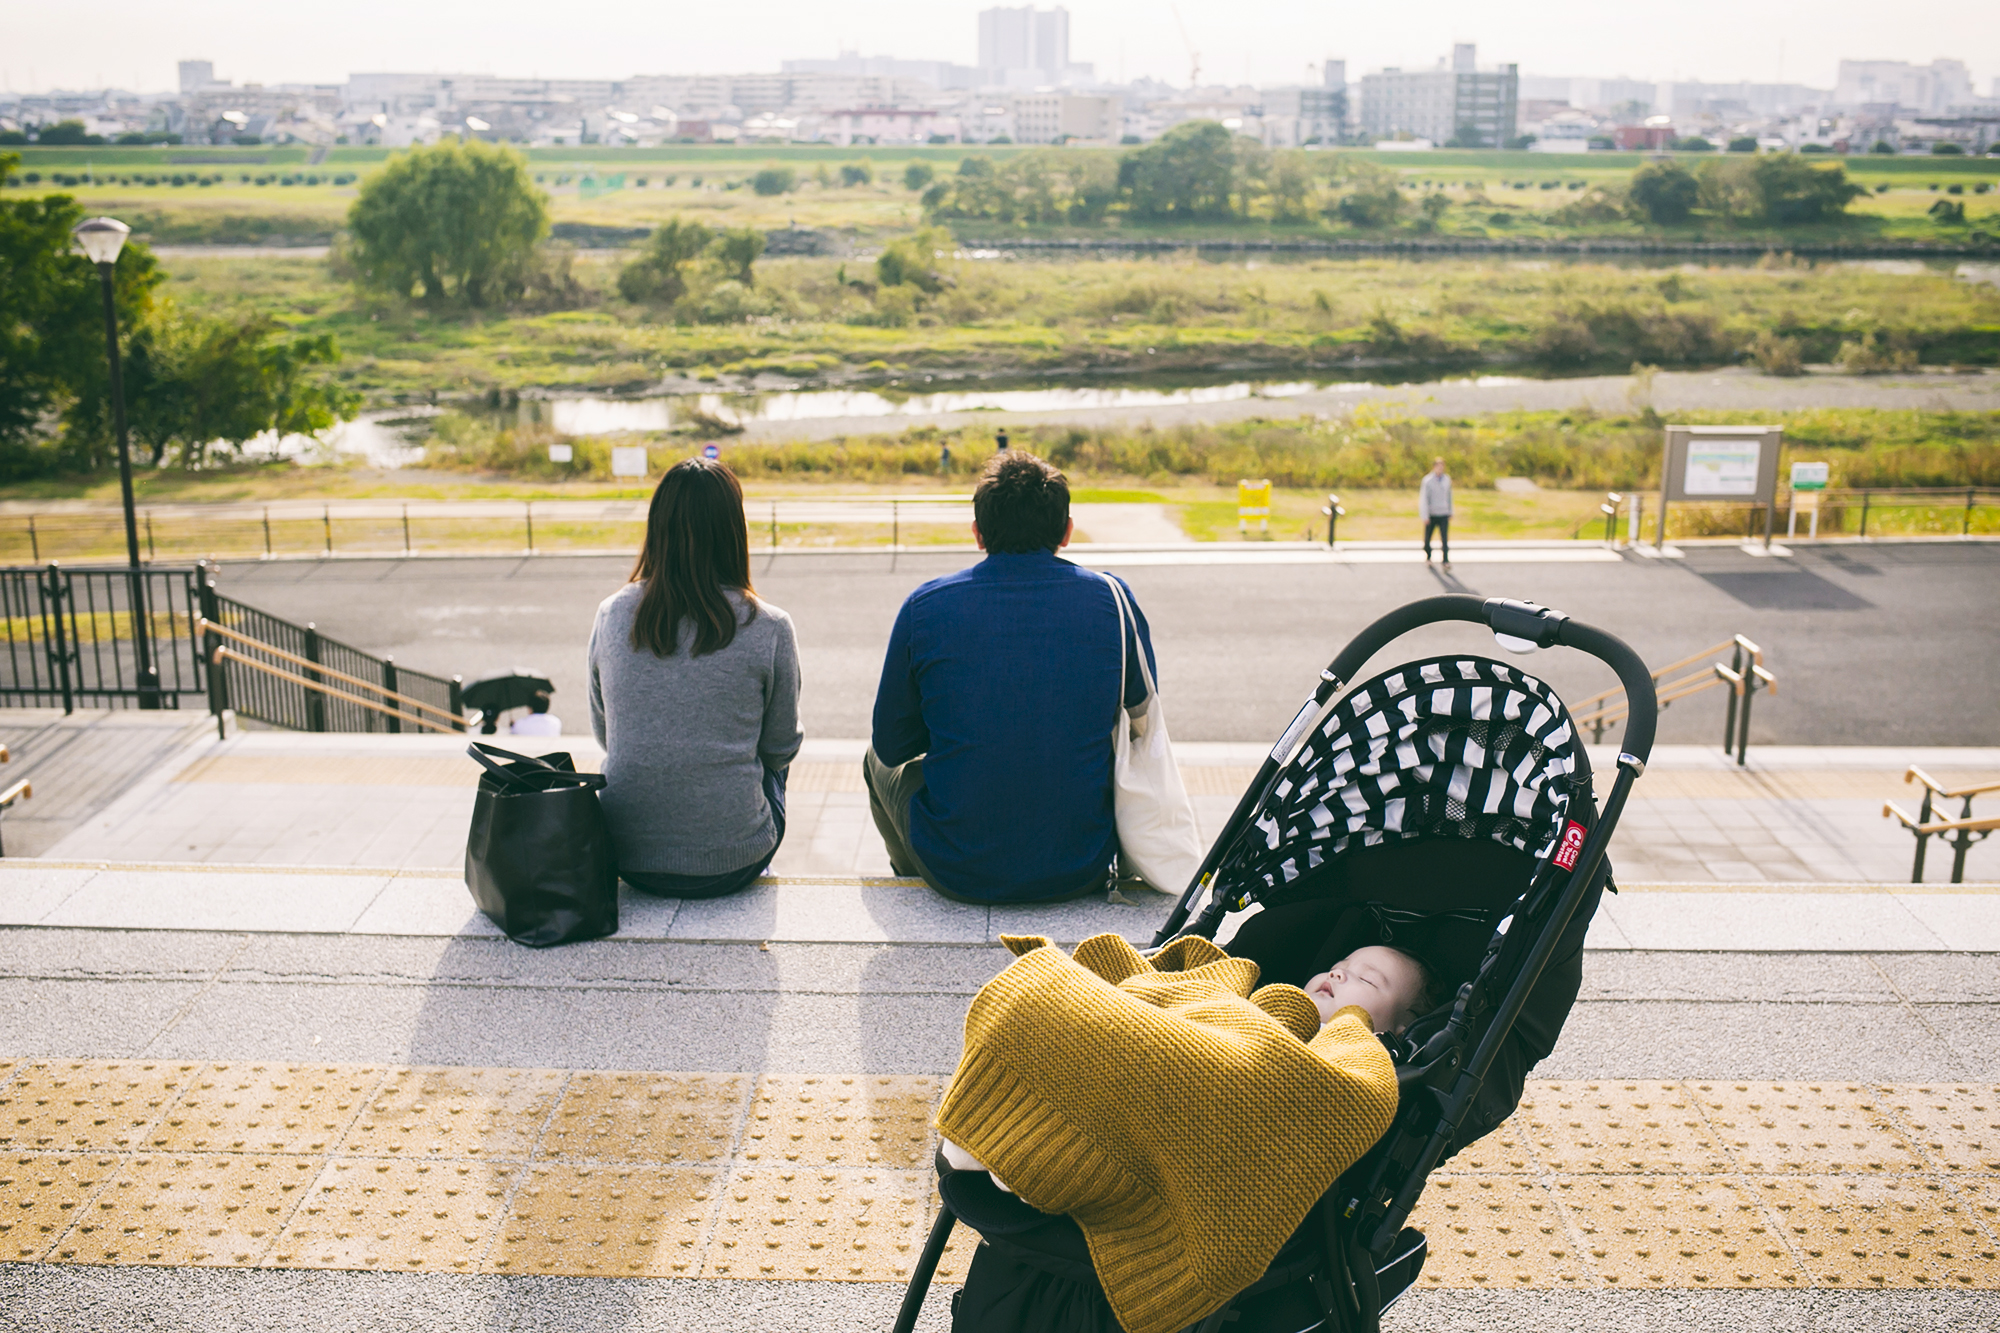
617, 217, 714, 305
903, 162, 934, 191
1929, 199, 1966, 224
1628, 161, 1700, 225
1835, 332, 1917, 374
876, 227, 956, 293
1749, 331, 1804, 375
1870, 141, 1896, 154
1728, 137, 1759, 153
751, 165, 797, 195
1931, 143, 1965, 156
1671, 136, 1715, 152
696, 280, 776, 323
838, 161, 873, 186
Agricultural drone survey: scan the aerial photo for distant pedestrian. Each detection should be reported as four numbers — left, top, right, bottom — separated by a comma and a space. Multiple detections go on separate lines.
1420, 457, 1453, 567
940, 440, 953, 474
995, 427, 1009, 452
507, 689, 563, 736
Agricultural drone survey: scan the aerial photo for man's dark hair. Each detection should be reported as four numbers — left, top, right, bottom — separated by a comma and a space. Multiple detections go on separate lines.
973, 450, 1070, 553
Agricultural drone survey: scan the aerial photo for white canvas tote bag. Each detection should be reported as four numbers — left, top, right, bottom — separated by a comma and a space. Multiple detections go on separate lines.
1102, 572, 1204, 894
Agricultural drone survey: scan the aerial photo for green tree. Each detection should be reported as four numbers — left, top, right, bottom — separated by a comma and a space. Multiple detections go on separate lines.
124, 306, 356, 468
1327, 160, 1405, 228
876, 227, 956, 293
838, 161, 874, 186
35, 120, 104, 146
714, 227, 766, 286
345, 139, 549, 306
616, 217, 714, 304
902, 162, 935, 191
1119, 121, 1238, 218
1627, 161, 1701, 225
1931, 142, 1965, 156
751, 165, 797, 195
1745, 154, 1866, 223
1727, 137, 1759, 153
1267, 151, 1318, 222
1671, 136, 1715, 152
0, 179, 163, 474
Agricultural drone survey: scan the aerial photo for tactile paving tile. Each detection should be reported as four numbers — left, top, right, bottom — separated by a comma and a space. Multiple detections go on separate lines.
62, 1153, 317, 1266
1879, 1086, 2000, 1173
1751, 1175, 2000, 1288
0, 1153, 120, 1261
1556, 1175, 1795, 1288
1408, 1175, 1590, 1288
485, 1164, 716, 1276
339, 1067, 564, 1160
931, 1192, 978, 1285
741, 1076, 940, 1170
704, 1168, 924, 1280
1523, 1081, 1729, 1174
1445, 1114, 1535, 1173
1696, 1083, 1925, 1174
538, 1073, 745, 1165
0, 1062, 195, 1151
272, 1159, 518, 1271
148, 1064, 384, 1155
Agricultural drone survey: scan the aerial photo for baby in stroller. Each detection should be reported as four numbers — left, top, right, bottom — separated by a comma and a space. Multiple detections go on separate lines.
894, 595, 1658, 1333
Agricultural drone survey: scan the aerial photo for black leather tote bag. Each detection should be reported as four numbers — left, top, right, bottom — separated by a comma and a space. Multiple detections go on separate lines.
464, 742, 619, 947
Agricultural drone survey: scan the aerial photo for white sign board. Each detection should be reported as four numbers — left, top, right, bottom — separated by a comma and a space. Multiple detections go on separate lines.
1790, 461, 1829, 490
610, 446, 648, 478
547, 443, 574, 463
1683, 437, 1762, 496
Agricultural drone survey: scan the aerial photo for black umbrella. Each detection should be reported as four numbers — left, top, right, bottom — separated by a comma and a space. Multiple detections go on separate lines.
461, 670, 555, 734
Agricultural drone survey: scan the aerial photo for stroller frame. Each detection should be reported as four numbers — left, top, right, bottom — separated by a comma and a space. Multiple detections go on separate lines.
892, 595, 1658, 1333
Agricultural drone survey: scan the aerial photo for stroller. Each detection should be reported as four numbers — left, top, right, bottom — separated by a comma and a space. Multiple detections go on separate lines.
891, 594, 1657, 1333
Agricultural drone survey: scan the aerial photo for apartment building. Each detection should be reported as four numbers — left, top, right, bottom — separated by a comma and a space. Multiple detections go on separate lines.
1010, 91, 1121, 143
1358, 44, 1518, 146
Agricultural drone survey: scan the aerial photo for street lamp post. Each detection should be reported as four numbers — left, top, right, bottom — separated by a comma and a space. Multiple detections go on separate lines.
73, 216, 160, 709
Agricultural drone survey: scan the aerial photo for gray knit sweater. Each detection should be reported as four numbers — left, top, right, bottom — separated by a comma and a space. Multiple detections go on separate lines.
588, 584, 802, 875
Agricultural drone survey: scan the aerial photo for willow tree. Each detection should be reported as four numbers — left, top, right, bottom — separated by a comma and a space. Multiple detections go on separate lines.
346, 139, 549, 306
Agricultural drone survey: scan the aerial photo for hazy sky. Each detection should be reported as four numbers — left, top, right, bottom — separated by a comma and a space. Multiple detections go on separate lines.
4, 0, 1992, 94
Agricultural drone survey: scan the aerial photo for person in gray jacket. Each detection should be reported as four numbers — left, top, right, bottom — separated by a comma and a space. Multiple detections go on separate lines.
589, 458, 801, 898
1419, 457, 1453, 567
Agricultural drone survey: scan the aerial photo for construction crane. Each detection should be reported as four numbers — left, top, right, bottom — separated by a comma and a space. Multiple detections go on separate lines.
1171, 4, 1201, 88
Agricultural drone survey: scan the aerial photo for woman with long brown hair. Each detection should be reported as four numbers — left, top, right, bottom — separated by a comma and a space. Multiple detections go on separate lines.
589, 457, 801, 898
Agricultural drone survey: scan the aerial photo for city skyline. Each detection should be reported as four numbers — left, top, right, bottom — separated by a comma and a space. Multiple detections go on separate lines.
3, 0, 1994, 95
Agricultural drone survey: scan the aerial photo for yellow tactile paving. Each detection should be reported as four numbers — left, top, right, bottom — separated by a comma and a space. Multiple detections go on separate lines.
1696, 1082, 1926, 1175
1879, 1086, 2000, 1173
486, 1163, 715, 1276
1554, 1176, 1786, 1287
273, 1158, 518, 1271
338, 1066, 564, 1160
3, 1059, 1999, 1290
704, 1167, 924, 1281
65, 1153, 318, 1266
0, 1062, 194, 1152
1522, 1081, 1730, 1174
148, 1064, 384, 1156
1413, 1175, 1590, 1288
1752, 1175, 1998, 1288
741, 1076, 941, 1170
538, 1073, 745, 1165
0, 1153, 119, 1261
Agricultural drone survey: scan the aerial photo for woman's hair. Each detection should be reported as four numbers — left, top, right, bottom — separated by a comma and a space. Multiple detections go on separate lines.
629, 457, 756, 658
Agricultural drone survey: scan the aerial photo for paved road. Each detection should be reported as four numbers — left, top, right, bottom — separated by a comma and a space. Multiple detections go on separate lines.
213, 540, 2000, 748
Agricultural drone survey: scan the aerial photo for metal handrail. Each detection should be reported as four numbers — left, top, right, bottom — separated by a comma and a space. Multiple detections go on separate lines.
210, 647, 462, 734
1904, 765, 2000, 802
1570, 634, 1772, 764
197, 617, 464, 726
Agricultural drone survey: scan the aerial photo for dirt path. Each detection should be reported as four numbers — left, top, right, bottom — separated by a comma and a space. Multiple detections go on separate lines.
734, 367, 2000, 443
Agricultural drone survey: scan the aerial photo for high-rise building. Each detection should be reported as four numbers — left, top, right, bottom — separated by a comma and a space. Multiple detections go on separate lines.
1834, 59, 1971, 112
178, 60, 217, 94
1451, 44, 1476, 75
978, 6, 1071, 85
1323, 60, 1346, 90
1358, 44, 1518, 146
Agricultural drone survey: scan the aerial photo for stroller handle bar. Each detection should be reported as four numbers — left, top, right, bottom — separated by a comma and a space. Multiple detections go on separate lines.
1325, 596, 1657, 765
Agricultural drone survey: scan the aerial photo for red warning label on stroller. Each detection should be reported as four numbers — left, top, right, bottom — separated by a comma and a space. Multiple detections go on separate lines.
1553, 820, 1587, 870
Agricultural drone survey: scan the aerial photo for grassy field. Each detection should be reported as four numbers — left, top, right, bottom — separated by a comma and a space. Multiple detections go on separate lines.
142, 249, 2000, 404
4, 407, 1993, 557
7, 143, 1997, 245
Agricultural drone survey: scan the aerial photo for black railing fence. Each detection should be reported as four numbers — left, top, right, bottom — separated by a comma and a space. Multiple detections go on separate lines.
0, 564, 207, 710
0, 561, 463, 734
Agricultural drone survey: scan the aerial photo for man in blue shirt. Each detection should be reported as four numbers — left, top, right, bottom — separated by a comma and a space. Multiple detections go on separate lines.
866, 452, 1158, 903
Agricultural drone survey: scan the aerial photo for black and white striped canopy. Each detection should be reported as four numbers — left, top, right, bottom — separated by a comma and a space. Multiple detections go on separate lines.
1222, 656, 1585, 897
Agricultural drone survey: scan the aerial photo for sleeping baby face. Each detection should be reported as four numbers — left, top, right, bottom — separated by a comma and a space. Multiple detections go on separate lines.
1303, 945, 1428, 1034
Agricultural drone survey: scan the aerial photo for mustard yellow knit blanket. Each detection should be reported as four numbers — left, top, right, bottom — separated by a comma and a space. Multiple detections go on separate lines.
936, 932, 1399, 1333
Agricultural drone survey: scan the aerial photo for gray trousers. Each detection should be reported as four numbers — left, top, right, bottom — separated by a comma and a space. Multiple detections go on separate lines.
863, 746, 1103, 905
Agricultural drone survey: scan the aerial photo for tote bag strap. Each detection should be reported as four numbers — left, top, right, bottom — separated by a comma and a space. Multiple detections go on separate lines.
467, 742, 605, 794
1098, 571, 1157, 711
